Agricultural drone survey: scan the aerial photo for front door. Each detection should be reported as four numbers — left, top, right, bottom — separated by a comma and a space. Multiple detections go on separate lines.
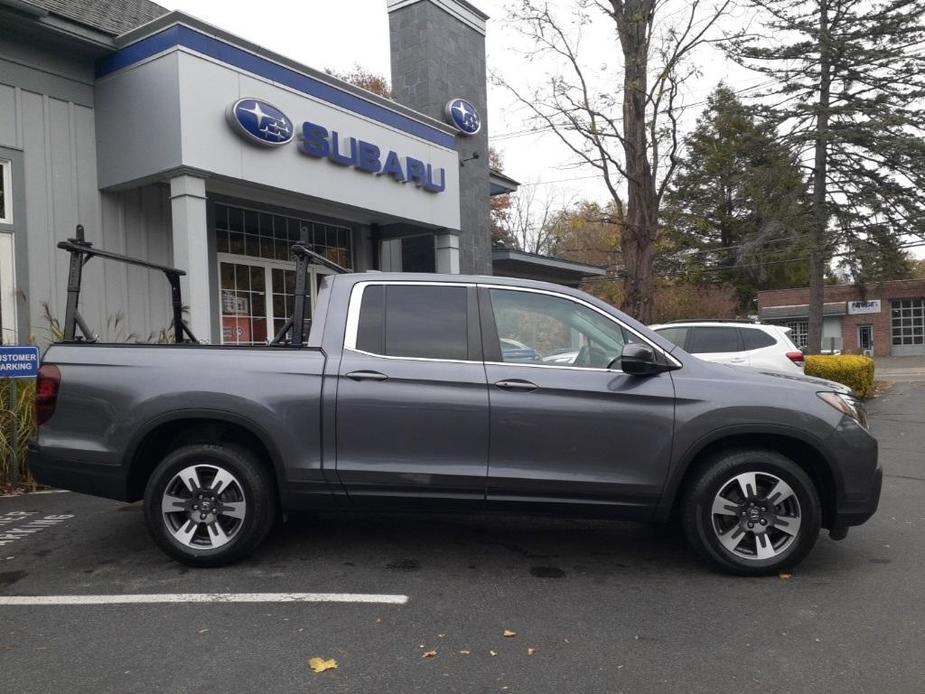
859, 325, 873, 354
335, 282, 489, 508
480, 286, 676, 516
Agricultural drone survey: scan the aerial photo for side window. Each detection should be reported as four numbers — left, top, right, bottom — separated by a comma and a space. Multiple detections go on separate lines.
740, 328, 776, 350
689, 326, 742, 354
355, 284, 469, 360
489, 289, 628, 369
0, 159, 11, 224
654, 326, 689, 349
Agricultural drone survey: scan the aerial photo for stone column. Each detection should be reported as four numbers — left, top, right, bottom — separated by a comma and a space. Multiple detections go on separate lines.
435, 232, 460, 274
169, 174, 211, 342
388, 0, 492, 275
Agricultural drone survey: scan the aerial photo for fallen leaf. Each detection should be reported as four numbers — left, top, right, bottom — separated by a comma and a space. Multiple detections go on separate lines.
308, 657, 338, 673
527, 648, 537, 656
459, 650, 471, 655
490, 650, 498, 656
422, 650, 437, 659
503, 629, 517, 638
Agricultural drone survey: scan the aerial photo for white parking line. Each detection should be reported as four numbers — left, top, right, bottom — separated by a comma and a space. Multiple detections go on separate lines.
0, 592, 409, 606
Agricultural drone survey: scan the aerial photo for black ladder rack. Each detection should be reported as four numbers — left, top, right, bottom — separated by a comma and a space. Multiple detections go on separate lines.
268, 241, 349, 347
58, 224, 197, 344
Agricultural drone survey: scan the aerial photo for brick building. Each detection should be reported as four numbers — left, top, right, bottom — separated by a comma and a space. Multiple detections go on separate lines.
758, 279, 925, 357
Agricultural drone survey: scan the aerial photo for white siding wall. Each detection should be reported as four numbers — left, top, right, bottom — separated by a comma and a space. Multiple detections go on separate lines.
0, 37, 173, 345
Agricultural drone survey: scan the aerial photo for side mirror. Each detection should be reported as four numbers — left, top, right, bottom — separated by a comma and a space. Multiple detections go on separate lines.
619, 343, 671, 376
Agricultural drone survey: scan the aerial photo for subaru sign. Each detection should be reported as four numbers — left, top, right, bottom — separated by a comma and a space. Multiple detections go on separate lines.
444, 98, 481, 136
300, 122, 445, 193
226, 98, 294, 147
226, 99, 447, 195
0, 346, 40, 379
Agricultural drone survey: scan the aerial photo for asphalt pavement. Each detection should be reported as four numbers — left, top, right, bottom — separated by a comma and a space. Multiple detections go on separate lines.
1, 381, 923, 693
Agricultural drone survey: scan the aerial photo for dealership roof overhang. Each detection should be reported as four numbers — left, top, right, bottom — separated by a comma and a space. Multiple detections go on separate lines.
492, 249, 607, 288
489, 168, 519, 196
91, 11, 463, 231
759, 302, 848, 321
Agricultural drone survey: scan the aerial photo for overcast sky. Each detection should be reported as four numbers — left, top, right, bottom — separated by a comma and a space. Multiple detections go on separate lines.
157, 0, 754, 201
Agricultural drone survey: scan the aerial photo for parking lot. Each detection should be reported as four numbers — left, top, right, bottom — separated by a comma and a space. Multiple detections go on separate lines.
1, 379, 924, 694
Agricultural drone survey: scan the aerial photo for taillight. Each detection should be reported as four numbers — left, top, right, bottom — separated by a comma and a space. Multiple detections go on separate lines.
786, 351, 805, 367
35, 364, 61, 425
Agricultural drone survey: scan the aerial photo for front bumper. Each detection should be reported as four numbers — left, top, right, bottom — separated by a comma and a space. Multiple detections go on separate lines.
826, 418, 882, 534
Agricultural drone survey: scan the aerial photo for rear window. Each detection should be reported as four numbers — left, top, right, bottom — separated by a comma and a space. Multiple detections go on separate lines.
654, 326, 689, 349
740, 328, 776, 350
355, 284, 469, 360
689, 326, 742, 353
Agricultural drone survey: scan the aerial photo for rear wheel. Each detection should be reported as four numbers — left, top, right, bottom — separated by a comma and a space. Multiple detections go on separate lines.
682, 449, 821, 575
143, 443, 276, 567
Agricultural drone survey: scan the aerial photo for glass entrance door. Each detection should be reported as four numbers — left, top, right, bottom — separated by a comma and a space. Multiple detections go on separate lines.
858, 325, 873, 354
219, 257, 331, 345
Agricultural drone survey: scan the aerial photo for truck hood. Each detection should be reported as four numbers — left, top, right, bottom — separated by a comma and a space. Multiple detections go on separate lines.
682, 356, 852, 395
753, 368, 852, 394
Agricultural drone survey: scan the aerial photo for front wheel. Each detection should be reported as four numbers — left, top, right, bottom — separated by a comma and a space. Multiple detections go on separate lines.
682, 449, 821, 575
143, 443, 277, 567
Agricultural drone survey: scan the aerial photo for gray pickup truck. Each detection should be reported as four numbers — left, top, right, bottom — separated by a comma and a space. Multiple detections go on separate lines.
30, 273, 881, 574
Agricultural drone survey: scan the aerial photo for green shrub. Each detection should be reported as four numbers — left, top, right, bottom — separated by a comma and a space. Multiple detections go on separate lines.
0, 379, 37, 488
805, 354, 876, 399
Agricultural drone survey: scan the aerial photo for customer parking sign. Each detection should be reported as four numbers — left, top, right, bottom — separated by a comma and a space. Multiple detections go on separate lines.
0, 346, 40, 379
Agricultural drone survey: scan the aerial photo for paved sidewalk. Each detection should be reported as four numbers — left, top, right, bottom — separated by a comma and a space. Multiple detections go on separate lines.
875, 356, 925, 381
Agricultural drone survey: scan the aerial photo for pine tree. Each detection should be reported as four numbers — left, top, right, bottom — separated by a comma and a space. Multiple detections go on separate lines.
728, 0, 925, 352
663, 85, 813, 310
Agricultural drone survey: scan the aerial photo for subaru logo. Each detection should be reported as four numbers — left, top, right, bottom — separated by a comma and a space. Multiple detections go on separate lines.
444, 98, 481, 136
226, 98, 294, 147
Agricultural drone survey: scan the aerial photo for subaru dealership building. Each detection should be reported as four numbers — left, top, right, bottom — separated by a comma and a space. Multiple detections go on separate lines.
0, 0, 600, 345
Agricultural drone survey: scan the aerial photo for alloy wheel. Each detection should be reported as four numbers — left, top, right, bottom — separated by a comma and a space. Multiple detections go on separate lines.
161, 464, 247, 549
710, 471, 802, 561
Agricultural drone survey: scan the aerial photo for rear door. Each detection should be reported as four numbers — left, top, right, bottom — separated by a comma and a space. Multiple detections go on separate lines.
334, 281, 489, 508
480, 285, 676, 516
688, 326, 749, 366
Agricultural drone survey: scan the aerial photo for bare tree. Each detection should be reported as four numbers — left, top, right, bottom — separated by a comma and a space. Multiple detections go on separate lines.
496, 0, 733, 322
502, 184, 572, 255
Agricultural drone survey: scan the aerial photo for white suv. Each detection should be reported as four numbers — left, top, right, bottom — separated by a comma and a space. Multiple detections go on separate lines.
649, 321, 805, 372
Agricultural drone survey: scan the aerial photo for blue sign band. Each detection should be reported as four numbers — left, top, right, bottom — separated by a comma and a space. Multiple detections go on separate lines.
0, 346, 40, 379
97, 25, 457, 150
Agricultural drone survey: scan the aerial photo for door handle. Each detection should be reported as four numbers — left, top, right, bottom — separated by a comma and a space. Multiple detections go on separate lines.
494, 379, 538, 392
345, 370, 389, 382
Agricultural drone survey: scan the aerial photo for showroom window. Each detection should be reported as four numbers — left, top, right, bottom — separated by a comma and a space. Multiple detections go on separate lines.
786, 320, 808, 349
214, 203, 352, 269
215, 203, 353, 345
891, 299, 925, 346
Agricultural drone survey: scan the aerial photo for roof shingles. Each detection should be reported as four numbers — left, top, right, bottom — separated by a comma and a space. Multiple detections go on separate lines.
28, 0, 168, 36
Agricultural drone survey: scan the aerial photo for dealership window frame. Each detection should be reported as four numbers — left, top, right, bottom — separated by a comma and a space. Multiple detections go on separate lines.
213, 202, 353, 345
0, 159, 12, 225
0, 158, 15, 345
891, 298, 925, 346
785, 320, 808, 349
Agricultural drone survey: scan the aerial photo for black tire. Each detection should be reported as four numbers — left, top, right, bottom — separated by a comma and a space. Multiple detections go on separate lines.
143, 443, 277, 567
681, 449, 821, 576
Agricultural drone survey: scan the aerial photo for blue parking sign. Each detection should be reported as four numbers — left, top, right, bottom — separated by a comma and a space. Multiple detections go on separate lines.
0, 346, 40, 379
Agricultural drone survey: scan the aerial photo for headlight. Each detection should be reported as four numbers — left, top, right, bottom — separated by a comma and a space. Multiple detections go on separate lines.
817, 391, 868, 429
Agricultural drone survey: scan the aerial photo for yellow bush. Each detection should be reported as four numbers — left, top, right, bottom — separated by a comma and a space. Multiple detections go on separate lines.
805, 355, 876, 399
